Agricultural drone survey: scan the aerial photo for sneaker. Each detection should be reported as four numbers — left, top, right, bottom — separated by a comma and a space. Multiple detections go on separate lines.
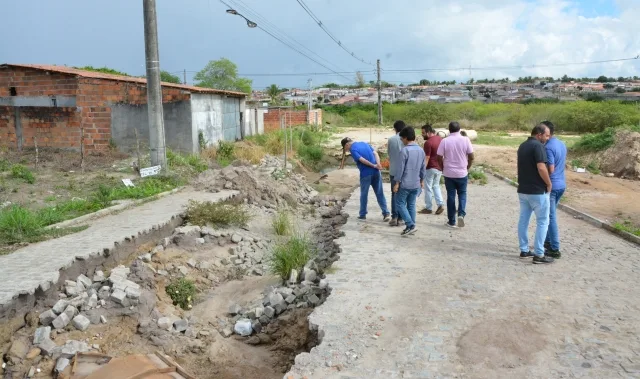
383, 214, 391, 222
389, 218, 398, 226
445, 222, 457, 228
401, 226, 417, 236
419, 209, 432, 214
357, 216, 366, 221
435, 206, 444, 215
532, 255, 555, 264
519, 251, 534, 259
457, 216, 465, 228
546, 249, 562, 259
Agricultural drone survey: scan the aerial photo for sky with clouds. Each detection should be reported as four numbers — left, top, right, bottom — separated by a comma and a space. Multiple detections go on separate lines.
1, 0, 639, 89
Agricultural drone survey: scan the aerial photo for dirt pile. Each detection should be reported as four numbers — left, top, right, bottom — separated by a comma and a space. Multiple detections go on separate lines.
599, 130, 640, 179
193, 155, 318, 207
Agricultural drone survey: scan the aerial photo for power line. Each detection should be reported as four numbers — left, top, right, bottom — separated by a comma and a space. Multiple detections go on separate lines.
227, 0, 347, 73
218, 0, 354, 83
172, 70, 374, 77
381, 55, 640, 73
294, 0, 373, 66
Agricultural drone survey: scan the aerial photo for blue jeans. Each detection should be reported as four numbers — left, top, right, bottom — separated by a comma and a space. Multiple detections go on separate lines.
424, 168, 444, 210
359, 171, 389, 218
518, 193, 550, 257
396, 188, 419, 228
390, 175, 399, 219
444, 176, 468, 226
545, 189, 565, 251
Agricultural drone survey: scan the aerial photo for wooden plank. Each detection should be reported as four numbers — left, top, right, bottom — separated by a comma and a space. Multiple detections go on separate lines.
154, 351, 196, 379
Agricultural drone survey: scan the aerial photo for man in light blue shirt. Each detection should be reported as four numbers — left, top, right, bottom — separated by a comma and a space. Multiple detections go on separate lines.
393, 127, 426, 236
387, 120, 406, 226
542, 121, 567, 259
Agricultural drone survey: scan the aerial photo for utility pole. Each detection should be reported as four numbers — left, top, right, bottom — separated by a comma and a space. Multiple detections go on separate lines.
183, 69, 187, 85
377, 59, 382, 125
307, 78, 312, 125
143, 0, 167, 168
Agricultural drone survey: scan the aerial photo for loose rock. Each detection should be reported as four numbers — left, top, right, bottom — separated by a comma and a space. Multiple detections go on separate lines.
72, 315, 91, 331
234, 319, 253, 336
52, 313, 71, 330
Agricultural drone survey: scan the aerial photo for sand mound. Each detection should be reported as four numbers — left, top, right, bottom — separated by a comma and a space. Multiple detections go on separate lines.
600, 130, 640, 180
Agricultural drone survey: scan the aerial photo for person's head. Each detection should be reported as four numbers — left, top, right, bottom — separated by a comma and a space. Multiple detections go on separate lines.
393, 120, 406, 134
531, 124, 550, 144
541, 120, 555, 136
399, 126, 416, 145
341, 137, 353, 151
421, 124, 435, 139
448, 121, 461, 133
460, 131, 468, 137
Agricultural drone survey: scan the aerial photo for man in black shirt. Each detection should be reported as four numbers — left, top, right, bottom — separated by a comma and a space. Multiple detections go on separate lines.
517, 124, 554, 264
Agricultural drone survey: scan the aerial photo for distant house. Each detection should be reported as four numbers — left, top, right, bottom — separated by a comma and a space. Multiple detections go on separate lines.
0, 64, 262, 153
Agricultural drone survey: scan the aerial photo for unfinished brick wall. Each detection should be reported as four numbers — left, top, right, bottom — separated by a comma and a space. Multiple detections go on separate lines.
263, 109, 323, 132
0, 66, 193, 151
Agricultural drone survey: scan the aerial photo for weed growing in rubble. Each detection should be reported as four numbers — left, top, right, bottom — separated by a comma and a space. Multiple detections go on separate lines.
269, 235, 316, 280
185, 200, 251, 227
217, 141, 235, 160
10, 164, 36, 184
167, 149, 208, 174
109, 176, 182, 200
272, 209, 293, 236
469, 169, 488, 185
166, 278, 196, 310
0, 158, 9, 172
613, 220, 640, 237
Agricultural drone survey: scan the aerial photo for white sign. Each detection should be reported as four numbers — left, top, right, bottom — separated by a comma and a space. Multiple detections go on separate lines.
121, 179, 135, 187
140, 165, 162, 178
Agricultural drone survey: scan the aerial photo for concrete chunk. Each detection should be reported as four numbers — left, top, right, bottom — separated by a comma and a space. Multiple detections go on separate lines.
77, 274, 92, 289
33, 326, 51, 345
86, 294, 98, 309
63, 305, 78, 319
72, 315, 91, 331
59, 340, 90, 359
110, 289, 127, 305
125, 287, 141, 300
173, 319, 189, 332
100, 315, 107, 324
264, 306, 276, 319
39, 310, 57, 326
93, 270, 105, 282
98, 286, 111, 300
158, 317, 172, 330
55, 358, 70, 373
52, 299, 69, 315
38, 339, 58, 357
52, 313, 70, 330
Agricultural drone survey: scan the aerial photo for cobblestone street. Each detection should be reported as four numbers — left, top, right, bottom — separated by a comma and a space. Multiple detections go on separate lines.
287, 176, 640, 379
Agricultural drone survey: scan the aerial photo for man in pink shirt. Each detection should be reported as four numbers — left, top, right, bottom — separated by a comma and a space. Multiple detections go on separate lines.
437, 121, 475, 228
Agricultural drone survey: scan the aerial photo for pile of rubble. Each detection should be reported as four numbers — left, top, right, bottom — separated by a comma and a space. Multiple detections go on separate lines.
193, 155, 318, 207
224, 264, 328, 341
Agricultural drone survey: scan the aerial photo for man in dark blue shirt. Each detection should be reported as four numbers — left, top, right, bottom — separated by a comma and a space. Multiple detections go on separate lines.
542, 121, 567, 259
342, 137, 390, 221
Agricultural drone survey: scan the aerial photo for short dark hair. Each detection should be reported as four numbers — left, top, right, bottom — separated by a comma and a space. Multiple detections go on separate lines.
531, 124, 548, 136
399, 126, 416, 141
393, 120, 406, 133
541, 120, 555, 135
422, 124, 435, 134
340, 137, 352, 149
460, 131, 467, 137
449, 121, 461, 133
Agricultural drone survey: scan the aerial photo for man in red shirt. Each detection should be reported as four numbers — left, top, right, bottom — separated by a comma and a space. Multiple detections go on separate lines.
419, 124, 444, 215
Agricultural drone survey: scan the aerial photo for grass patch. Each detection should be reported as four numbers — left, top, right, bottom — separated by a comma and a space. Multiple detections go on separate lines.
10, 164, 36, 184
268, 234, 315, 280
474, 133, 523, 147
185, 199, 251, 227
0, 204, 89, 246
109, 175, 182, 200
167, 149, 208, 174
272, 209, 293, 236
572, 125, 640, 153
0, 158, 9, 172
166, 278, 196, 310
469, 169, 488, 185
613, 220, 640, 237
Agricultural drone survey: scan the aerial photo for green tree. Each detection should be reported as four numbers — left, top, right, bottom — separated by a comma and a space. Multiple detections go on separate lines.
604, 83, 615, 89
596, 75, 609, 83
615, 87, 626, 94
323, 83, 340, 88
194, 58, 252, 94
160, 70, 182, 84
267, 84, 282, 104
355, 71, 366, 88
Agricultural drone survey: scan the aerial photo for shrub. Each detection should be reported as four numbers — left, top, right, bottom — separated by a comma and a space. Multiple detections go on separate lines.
166, 278, 196, 310
269, 235, 315, 280
297, 144, 324, 166
572, 128, 617, 152
217, 141, 235, 160
185, 200, 251, 227
10, 164, 35, 184
167, 149, 208, 173
469, 169, 488, 185
234, 143, 266, 164
0, 159, 9, 172
272, 209, 293, 236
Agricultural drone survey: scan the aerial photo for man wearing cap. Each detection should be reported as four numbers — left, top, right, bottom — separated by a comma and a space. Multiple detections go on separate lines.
341, 137, 390, 221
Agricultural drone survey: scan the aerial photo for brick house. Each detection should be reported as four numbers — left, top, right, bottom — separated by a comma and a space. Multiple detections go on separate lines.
0, 64, 264, 153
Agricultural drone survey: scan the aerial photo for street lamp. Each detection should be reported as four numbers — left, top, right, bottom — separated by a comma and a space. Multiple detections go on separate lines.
225, 8, 257, 28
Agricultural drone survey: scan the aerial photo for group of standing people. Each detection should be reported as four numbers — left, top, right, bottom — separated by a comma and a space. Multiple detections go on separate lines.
340, 120, 474, 236
341, 119, 567, 264
517, 121, 567, 264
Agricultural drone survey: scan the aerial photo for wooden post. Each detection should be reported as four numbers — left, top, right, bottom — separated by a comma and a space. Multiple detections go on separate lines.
80, 127, 85, 173
33, 136, 39, 170
134, 128, 142, 176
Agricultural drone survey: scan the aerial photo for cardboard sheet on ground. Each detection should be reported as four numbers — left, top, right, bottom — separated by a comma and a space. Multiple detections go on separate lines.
61, 352, 193, 379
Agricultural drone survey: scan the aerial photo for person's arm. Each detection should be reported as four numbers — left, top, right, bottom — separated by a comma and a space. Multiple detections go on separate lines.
372, 146, 383, 170
546, 145, 556, 174
339, 150, 346, 169
436, 140, 445, 171
424, 142, 431, 167
535, 144, 551, 192
420, 154, 427, 188
466, 139, 474, 170
394, 150, 407, 192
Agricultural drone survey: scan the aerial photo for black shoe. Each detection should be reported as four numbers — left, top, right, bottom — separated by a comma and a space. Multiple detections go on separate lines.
357, 216, 366, 220
532, 255, 555, 264
520, 251, 534, 259
546, 249, 561, 259
401, 226, 417, 236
